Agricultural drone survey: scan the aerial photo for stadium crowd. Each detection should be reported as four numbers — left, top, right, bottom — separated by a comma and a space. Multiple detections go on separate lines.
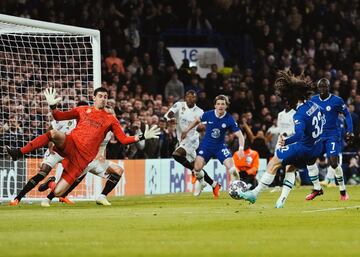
1, 0, 360, 183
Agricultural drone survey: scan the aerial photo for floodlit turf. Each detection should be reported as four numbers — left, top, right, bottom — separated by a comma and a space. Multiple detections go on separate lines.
1, 186, 360, 257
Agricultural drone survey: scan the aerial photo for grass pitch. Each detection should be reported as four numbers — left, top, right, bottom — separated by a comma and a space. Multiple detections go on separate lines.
1, 186, 360, 257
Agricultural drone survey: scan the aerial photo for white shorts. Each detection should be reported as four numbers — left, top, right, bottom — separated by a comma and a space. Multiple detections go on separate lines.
176, 138, 199, 162
82, 159, 111, 178
42, 149, 64, 168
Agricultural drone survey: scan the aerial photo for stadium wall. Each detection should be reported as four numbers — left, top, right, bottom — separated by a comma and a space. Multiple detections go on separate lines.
0, 158, 267, 200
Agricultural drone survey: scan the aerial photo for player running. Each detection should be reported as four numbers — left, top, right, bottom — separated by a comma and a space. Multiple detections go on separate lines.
6, 87, 160, 200
181, 95, 245, 196
238, 71, 325, 206
305, 78, 353, 200
164, 90, 221, 197
9, 101, 87, 206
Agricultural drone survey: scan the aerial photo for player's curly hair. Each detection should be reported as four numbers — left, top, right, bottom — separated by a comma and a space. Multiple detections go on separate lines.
274, 70, 315, 107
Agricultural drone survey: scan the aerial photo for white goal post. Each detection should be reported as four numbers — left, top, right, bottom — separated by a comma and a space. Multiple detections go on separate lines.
0, 14, 106, 202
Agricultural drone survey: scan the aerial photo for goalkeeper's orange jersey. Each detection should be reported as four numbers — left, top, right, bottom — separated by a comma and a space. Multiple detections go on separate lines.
52, 106, 136, 163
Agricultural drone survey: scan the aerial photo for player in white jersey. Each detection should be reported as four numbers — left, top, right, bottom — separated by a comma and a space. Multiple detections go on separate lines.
270, 104, 298, 208
164, 90, 221, 198
40, 108, 126, 206
9, 101, 86, 206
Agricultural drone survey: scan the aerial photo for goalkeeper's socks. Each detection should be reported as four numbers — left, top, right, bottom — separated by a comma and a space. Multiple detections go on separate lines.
307, 163, 321, 190
20, 131, 51, 154
252, 172, 275, 197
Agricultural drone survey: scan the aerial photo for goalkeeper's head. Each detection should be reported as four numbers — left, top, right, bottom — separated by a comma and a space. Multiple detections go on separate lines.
93, 87, 108, 110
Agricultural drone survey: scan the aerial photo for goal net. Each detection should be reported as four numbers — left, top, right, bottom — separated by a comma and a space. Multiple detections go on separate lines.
0, 14, 103, 202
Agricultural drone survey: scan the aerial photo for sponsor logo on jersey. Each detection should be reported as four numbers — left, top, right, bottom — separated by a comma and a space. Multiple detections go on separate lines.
211, 128, 221, 138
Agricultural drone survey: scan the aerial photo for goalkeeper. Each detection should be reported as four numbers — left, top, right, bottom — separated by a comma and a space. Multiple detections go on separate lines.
6, 87, 160, 199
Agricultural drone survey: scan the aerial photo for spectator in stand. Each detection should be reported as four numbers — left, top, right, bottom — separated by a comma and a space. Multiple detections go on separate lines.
164, 72, 184, 102
105, 49, 125, 74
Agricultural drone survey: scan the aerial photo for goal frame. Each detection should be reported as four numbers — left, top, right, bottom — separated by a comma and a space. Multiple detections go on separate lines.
0, 14, 101, 88
0, 14, 102, 202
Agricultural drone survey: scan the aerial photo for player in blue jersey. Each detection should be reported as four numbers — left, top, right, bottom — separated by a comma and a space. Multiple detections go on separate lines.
181, 95, 245, 196
238, 71, 325, 207
305, 78, 353, 201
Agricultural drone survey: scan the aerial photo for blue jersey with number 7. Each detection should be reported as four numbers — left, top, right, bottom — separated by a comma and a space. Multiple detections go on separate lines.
284, 101, 325, 147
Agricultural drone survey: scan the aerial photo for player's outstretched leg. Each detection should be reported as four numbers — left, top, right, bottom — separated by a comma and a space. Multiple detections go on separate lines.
9, 164, 52, 206
96, 165, 123, 206
276, 171, 295, 208
306, 163, 324, 201
240, 156, 281, 204
6, 130, 65, 161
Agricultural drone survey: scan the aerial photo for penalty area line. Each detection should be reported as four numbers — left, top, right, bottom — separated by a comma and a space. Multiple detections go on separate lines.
303, 205, 360, 213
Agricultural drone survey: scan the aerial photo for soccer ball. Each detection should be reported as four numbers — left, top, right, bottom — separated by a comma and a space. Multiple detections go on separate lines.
228, 180, 248, 200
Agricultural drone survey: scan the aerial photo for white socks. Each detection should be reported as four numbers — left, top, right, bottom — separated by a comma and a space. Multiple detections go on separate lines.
253, 172, 275, 197
229, 167, 240, 181
326, 167, 336, 183
307, 163, 321, 190
334, 165, 346, 191
279, 172, 295, 202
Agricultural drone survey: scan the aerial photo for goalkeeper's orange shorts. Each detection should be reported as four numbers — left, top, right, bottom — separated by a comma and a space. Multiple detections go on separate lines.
56, 134, 90, 184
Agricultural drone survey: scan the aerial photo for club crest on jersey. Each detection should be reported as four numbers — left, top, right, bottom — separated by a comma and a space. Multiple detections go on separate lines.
182, 107, 186, 111
211, 128, 221, 138
326, 106, 331, 111
86, 108, 92, 113
221, 123, 226, 128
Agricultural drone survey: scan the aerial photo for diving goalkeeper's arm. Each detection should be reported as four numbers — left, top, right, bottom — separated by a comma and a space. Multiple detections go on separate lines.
44, 87, 80, 120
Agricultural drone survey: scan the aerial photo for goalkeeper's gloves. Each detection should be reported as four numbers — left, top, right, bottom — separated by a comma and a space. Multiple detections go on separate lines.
44, 87, 61, 109
138, 124, 161, 140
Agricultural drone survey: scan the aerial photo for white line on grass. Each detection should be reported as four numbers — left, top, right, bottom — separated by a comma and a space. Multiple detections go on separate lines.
303, 205, 360, 213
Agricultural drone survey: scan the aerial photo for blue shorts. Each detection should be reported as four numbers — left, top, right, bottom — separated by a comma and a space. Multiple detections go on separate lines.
276, 140, 324, 168
323, 137, 341, 157
197, 144, 232, 164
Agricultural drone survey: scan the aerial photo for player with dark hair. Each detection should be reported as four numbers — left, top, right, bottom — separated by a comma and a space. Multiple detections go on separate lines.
164, 90, 220, 197
6, 87, 160, 202
305, 78, 353, 201
9, 100, 88, 206
181, 94, 245, 196
238, 71, 325, 207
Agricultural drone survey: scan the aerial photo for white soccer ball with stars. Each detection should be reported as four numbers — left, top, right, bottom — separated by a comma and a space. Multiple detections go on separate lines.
228, 180, 248, 200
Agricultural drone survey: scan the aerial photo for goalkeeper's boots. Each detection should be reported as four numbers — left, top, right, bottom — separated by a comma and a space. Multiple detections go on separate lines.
340, 190, 349, 201
239, 190, 257, 204
38, 176, 56, 192
96, 195, 111, 206
5, 146, 23, 161
193, 178, 206, 196
9, 199, 19, 206
305, 188, 324, 201
212, 183, 221, 198
59, 197, 74, 205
